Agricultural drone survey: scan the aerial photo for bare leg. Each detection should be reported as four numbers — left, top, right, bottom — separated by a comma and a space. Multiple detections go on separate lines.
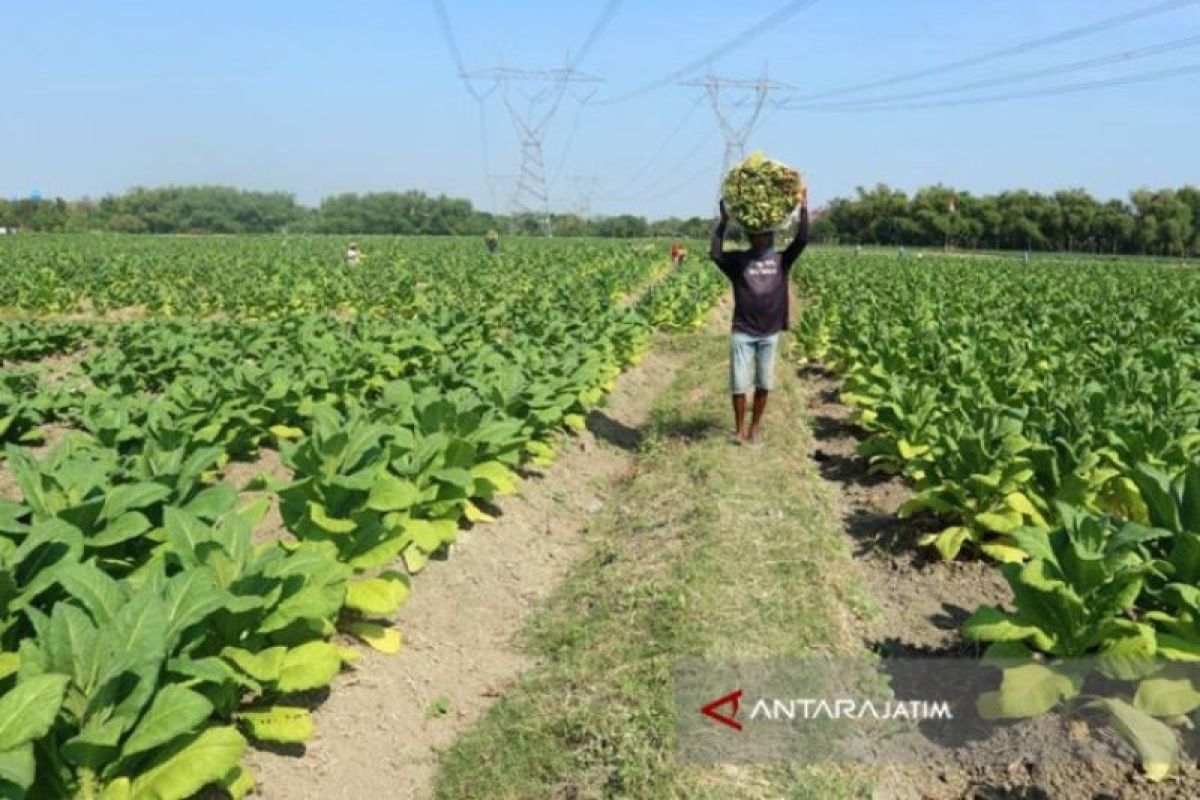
748, 389, 769, 441
732, 393, 748, 439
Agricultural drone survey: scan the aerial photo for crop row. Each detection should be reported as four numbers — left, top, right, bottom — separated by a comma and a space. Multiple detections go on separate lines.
793, 252, 1200, 779
0, 237, 722, 799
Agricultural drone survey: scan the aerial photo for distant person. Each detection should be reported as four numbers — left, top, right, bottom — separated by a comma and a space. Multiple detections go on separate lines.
485, 229, 500, 254
710, 183, 809, 447
671, 241, 684, 267
855, 244, 862, 257
1023, 250, 1031, 265
898, 245, 907, 259
345, 242, 362, 266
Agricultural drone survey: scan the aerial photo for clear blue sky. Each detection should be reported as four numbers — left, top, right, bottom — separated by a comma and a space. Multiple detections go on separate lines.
3, 0, 1198, 218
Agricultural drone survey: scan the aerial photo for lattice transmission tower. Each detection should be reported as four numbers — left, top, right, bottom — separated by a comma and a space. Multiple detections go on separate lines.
462, 66, 601, 235
679, 73, 794, 177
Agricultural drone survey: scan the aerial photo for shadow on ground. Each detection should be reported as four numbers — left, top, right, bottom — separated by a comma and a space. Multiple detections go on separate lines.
586, 409, 642, 451
796, 363, 951, 562
650, 410, 723, 443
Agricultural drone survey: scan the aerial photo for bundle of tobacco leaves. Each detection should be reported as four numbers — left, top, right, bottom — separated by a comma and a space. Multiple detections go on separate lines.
722, 151, 802, 232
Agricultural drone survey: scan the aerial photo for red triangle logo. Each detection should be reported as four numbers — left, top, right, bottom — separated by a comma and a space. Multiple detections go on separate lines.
700, 688, 743, 731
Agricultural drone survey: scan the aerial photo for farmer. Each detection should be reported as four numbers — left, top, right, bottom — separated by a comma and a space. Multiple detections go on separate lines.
485, 229, 500, 254
345, 242, 362, 266
710, 183, 809, 445
671, 241, 685, 267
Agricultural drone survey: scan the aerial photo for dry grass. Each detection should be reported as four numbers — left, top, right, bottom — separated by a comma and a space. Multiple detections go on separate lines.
434, 327, 878, 799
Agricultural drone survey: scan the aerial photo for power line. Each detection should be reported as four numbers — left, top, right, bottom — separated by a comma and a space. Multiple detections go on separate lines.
605, 128, 721, 201
564, 174, 602, 218
791, 0, 1200, 101
462, 66, 603, 234
607, 95, 707, 196
432, 0, 507, 209
784, 61, 1200, 112
550, 89, 598, 186
681, 74, 794, 177
621, 153, 726, 206
477, 104, 498, 211
780, 33, 1200, 110
592, 0, 822, 105
431, 0, 488, 102
570, 0, 625, 69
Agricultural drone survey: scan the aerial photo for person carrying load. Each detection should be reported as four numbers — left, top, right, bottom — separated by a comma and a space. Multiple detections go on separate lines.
710, 152, 809, 446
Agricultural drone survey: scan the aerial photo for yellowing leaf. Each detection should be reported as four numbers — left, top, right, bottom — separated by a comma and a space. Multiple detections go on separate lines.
929, 526, 971, 560
975, 509, 1022, 535
0, 653, 19, 682
128, 727, 246, 800
977, 664, 1080, 720
220, 765, 255, 800
470, 461, 518, 497
464, 501, 495, 524
344, 572, 410, 617
343, 621, 403, 654
335, 645, 362, 665
979, 540, 1029, 564
1089, 698, 1180, 782
238, 707, 314, 744
1134, 677, 1200, 718
276, 642, 342, 692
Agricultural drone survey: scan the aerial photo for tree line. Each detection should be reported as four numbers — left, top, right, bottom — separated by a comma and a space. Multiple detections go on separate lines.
0, 186, 711, 240
816, 184, 1200, 256
3, 183, 1197, 255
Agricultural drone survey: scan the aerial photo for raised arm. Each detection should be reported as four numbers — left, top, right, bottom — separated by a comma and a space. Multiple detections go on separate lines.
709, 199, 729, 263
782, 185, 810, 269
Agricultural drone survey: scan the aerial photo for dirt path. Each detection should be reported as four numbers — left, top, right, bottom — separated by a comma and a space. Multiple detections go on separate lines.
247, 336, 692, 800
799, 363, 1011, 654
796, 362, 1200, 800
431, 300, 878, 799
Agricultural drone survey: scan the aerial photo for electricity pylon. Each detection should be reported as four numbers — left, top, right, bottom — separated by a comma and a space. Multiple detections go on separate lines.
679, 73, 795, 177
564, 173, 601, 220
462, 66, 602, 235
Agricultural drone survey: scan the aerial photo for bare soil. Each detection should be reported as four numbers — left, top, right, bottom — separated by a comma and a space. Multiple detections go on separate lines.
797, 362, 1200, 799
223, 448, 295, 546
0, 464, 17, 501
246, 338, 690, 800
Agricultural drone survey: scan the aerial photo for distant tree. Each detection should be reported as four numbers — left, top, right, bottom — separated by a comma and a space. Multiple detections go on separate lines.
592, 214, 648, 238
1054, 189, 1099, 252
1179, 186, 1200, 254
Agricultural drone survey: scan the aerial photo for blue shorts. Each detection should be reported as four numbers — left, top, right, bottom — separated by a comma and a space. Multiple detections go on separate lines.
730, 332, 780, 394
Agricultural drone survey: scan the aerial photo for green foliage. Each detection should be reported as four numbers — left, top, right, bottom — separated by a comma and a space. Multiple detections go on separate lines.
0, 235, 721, 796
796, 254, 1200, 560
721, 151, 801, 232
817, 183, 1200, 256
796, 252, 1200, 780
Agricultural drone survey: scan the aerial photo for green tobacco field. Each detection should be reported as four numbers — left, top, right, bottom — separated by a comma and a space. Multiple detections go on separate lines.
5, 236, 1200, 798
0, 235, 721, 799
793, 252, 1200, 783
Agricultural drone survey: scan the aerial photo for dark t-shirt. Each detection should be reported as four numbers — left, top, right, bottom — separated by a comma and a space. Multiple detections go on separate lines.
710, 208, 809, 337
